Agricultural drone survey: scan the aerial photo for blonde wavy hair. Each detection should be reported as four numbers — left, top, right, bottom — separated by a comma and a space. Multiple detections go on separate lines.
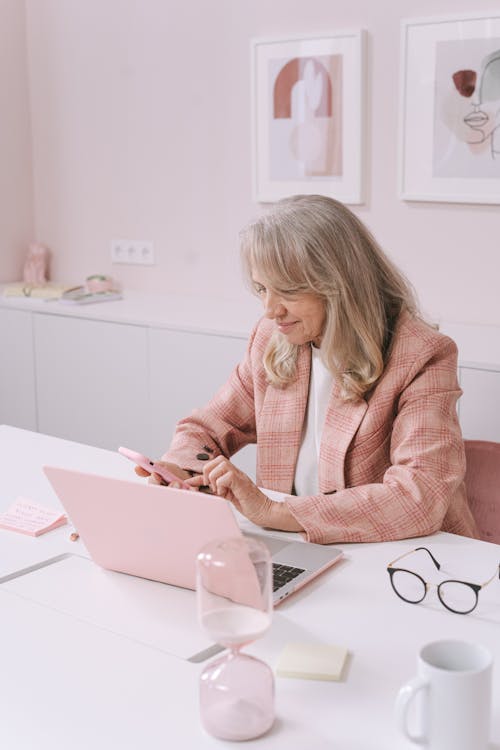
240, 195, 419, 401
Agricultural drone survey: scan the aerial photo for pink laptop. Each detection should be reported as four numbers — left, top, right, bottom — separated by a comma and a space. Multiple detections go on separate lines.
43, 466, 343, 605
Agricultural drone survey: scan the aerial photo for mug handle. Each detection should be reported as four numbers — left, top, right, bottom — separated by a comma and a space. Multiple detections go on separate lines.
395, 676, 428, 745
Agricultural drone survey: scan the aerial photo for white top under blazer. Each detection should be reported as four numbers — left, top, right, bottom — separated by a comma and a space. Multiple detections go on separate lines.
293, 345, 333, 496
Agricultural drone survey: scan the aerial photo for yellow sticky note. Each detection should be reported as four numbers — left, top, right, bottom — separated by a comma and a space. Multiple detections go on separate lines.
276, 642, 349, 681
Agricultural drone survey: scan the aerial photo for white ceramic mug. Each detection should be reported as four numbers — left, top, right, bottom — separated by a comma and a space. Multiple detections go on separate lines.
395, 639, 492, 750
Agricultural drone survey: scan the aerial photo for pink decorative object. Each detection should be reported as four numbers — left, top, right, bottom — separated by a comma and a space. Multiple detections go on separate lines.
197, 537, 275, 741
23, 243, 50, 286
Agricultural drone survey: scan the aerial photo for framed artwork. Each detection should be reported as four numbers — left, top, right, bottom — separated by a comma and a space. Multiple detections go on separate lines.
251, 31, 365, 204
399, 13, 500, 204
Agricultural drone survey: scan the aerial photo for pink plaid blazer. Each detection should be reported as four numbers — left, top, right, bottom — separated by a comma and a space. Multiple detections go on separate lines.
164, 313, 478, 544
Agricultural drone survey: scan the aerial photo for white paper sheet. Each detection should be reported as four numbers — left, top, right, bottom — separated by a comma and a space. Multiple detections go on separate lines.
0, 554, 218, 661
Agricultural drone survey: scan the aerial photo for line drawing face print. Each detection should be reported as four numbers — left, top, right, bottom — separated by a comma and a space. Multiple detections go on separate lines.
433, 38, 500, 178
452, 47, 500, 158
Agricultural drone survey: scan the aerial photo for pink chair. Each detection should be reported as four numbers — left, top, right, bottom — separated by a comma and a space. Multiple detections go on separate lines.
464, 440, 500, 545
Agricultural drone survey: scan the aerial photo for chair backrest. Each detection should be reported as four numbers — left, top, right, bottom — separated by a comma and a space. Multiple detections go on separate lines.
464, 440, 500, 545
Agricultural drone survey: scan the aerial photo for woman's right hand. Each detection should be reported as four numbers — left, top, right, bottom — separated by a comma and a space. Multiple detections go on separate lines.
134, 461, 191, 488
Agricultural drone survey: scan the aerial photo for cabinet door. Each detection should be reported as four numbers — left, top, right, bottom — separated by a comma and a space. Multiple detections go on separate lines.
34, 314, 151, 452
148, 328, 257, 478
0, 309, 37, 430
459, 366, 500, 442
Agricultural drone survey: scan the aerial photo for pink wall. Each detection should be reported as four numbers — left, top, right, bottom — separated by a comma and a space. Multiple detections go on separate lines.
0, 0, 34, 282
17, 0, 500, 324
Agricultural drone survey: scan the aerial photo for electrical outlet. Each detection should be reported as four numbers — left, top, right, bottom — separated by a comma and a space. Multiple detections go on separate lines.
111, 239, 155, 266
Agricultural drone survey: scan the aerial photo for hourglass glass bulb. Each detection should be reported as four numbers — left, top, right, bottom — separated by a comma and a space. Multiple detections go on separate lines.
196, 536, 275, 740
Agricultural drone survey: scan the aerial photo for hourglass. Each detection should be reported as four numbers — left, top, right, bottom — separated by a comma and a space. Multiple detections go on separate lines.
196, 536, 275, 741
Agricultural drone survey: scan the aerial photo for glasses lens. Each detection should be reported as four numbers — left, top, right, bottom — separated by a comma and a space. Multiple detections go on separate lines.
390, 570, 426, 603
438, 581, 478, 614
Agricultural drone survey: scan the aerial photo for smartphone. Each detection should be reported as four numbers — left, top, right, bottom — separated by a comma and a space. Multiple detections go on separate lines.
118, 446, 192, 490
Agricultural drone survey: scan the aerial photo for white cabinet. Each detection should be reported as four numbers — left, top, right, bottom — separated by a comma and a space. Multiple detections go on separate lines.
149, 327, 256, 477
34, 314, 151, 452
0, 309, 37, 431
440, 321, 500, 443
0, 293, 258, 473
2, 301, 500, 473
459, 366, 500, 442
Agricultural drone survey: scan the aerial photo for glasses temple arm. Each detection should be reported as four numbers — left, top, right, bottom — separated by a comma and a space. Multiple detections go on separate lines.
415, 547, 441, 570
480, 564, 500, 589
388, 546, 441, 570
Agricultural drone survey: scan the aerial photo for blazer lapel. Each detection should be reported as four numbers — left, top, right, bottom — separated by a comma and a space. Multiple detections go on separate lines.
258, 345, 311, 493
319, 384, 368, 493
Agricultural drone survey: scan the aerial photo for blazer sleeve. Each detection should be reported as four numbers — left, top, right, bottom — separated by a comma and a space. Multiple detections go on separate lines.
161, 324, 260, 473
284, 337, 472, 544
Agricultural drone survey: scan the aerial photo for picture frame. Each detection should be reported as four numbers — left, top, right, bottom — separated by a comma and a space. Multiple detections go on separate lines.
399, 13, 500, 204
251, 31, 365, 204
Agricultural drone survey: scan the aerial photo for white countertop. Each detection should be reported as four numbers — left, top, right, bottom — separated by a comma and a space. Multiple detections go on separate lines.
3, 284, 500, 367
439, 320, 500, 371
0, 285, 259, 338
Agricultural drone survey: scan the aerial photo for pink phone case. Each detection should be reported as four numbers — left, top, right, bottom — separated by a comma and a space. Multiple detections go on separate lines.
118, 446, 192, 490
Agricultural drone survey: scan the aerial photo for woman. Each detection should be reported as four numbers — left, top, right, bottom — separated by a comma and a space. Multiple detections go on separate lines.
141, 195, 477, 544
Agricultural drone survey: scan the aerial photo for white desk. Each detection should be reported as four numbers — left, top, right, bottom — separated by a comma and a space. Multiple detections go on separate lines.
1, 425, 499, 749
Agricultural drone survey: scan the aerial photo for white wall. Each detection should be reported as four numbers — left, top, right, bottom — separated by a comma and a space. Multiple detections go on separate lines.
6, 0, 500, 325
0, 0, 34, 282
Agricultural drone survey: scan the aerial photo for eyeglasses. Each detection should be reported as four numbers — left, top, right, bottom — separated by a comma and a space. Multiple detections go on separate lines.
386, 546, 500, 615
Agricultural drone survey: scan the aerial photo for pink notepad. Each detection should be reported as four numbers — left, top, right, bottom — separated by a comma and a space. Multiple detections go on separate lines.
0, 497, 67, 537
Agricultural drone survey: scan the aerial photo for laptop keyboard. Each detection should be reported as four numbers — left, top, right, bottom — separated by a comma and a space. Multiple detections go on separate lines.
272, 563, 305, 592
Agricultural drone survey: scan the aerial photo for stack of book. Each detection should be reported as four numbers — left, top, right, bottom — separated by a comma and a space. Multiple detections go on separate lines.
2, 283, 122, 305
2, 282, 79, 300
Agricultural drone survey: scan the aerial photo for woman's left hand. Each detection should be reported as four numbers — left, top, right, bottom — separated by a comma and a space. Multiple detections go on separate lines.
187, 456, 272, 526
186, 456, 302, 532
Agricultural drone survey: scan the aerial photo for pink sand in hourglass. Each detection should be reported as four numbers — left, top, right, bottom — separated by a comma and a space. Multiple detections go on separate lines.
200, 652, 275, 741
